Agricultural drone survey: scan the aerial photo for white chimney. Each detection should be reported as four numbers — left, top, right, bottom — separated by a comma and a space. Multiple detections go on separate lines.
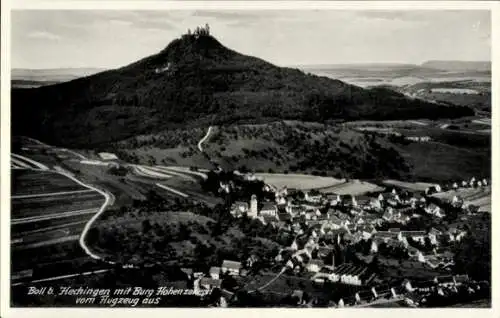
338, 298, 344, 307
391, 288, 397, 298
371, 287, 378, 298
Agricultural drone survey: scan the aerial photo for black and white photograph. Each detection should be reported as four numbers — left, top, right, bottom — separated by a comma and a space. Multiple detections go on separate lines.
2, 4, 496, 311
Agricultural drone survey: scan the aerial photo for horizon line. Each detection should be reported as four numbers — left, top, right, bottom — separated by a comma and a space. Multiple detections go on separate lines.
12, 59, 492, 71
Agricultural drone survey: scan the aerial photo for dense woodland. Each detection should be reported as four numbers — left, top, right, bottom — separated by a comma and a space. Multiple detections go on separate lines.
12, 33, 473, 147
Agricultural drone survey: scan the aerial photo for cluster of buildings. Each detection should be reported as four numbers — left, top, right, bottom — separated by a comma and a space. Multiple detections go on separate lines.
191, 260, 245, 294
218, 173, 488, 306
311, 263, 375, 286
450, 176, 489, 191
406, 136, 432, 142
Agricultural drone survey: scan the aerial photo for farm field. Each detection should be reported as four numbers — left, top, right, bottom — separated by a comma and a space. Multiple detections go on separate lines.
431, 187, 491, 213
472, 118, 491, 126
11, 169, 88, 196
63, 160, 147, 204
397, 142, 490, 182
382, 180, 437, 192
12, 191, 104, 219
11, 240, 96, 278
254, 173, 345, 190
241, 272, 365, 304
318, 180, 384, 196
449, 299, 491, 308
128, 173, 222, 206
10, 160, 109, 284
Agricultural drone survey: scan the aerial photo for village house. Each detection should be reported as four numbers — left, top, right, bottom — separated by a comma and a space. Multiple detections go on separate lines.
428, 228, 443, 246
425, 185, 442, 195
291, 290, 306, 305
382, 207, 394, 221
434, 275, 456, 288
368, 198, 382, 211
305, 192, 322, 203
311, 266, 335, 284
407, 246, 426, 262
198, 277, 222, 290
275, 187, 288, 198
98, 152, 119, 161
330, 263, 373, 286
221, 260, 242, 276
276, 195, 287, 206
230, 201, 249, 218
306, 259, 325, 273
259, 214, 279, 225
260, 202, 278, 217
246, 254, 259, 269
209, 266, 221, 280
357, 224, 377, 239
329, 194, 342, 206
180, 268, 193, 279
277, 211, 292, 223
317, 245, 335, 259
425, 203, 442, 216
320, 215, 344, 231
453, 275, 470, 286
372, 231, 399, 243
409, 280, 435, 293
446, 227, 467, 242
286, 205, 306, 216
401, 231, 427, 244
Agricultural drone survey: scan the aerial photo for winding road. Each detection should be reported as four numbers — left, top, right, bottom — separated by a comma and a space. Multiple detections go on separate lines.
197, 126, 213, 152
12, 152, 113, 262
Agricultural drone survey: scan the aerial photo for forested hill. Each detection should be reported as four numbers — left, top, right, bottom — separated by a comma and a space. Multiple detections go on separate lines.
12, 32, 473, 147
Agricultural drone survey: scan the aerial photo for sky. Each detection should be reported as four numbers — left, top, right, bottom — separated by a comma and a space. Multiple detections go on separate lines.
11, 10, 491, 69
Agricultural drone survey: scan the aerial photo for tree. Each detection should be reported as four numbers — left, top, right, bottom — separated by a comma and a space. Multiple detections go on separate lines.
142, 219, 152, 233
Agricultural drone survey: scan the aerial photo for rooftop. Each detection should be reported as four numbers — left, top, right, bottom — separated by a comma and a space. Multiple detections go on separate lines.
222, 260, 242, 270
199, 277, 222, 288
261, 202, 277, 210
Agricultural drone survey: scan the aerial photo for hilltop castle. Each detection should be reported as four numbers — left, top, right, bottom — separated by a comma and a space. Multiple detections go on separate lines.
187, 24, 210, 38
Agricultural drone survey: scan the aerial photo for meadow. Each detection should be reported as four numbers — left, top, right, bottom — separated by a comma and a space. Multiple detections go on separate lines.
254, 173, 345, 190
11, 170, 88, 196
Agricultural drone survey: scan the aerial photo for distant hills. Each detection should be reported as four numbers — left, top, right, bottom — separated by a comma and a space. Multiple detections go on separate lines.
420, 60, 490, 72
298, 60, 491, 72
11, 33, 474, 147
12, 68, 106, 87
299, 60, 491, 89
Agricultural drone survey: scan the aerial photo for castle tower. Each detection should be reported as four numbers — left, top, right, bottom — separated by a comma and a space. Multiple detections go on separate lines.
249, 194, 258, 218
331, 250, 335, 269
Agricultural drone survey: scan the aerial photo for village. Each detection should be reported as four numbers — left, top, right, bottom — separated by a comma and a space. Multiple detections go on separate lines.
187, 172, 491, 307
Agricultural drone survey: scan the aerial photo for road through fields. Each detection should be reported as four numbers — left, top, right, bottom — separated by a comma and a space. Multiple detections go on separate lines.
12, 189, 94, 199
197, 126, 213, 152
10, 152, 113, 268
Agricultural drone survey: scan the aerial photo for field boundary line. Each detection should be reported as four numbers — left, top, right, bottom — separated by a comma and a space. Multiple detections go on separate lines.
15, 235, 80, 250
12, 208, 99, 224
149, 166, 197, 181
13, 220, 88, 237
133, 165, 172, 179
12, 269, 110, 286
163, 166, 208, 180
155, 183, 189, 198
11, 157, 31, 168
12, 189, 94, 199
60, 148, 87, 160
11, 153, 49, 170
